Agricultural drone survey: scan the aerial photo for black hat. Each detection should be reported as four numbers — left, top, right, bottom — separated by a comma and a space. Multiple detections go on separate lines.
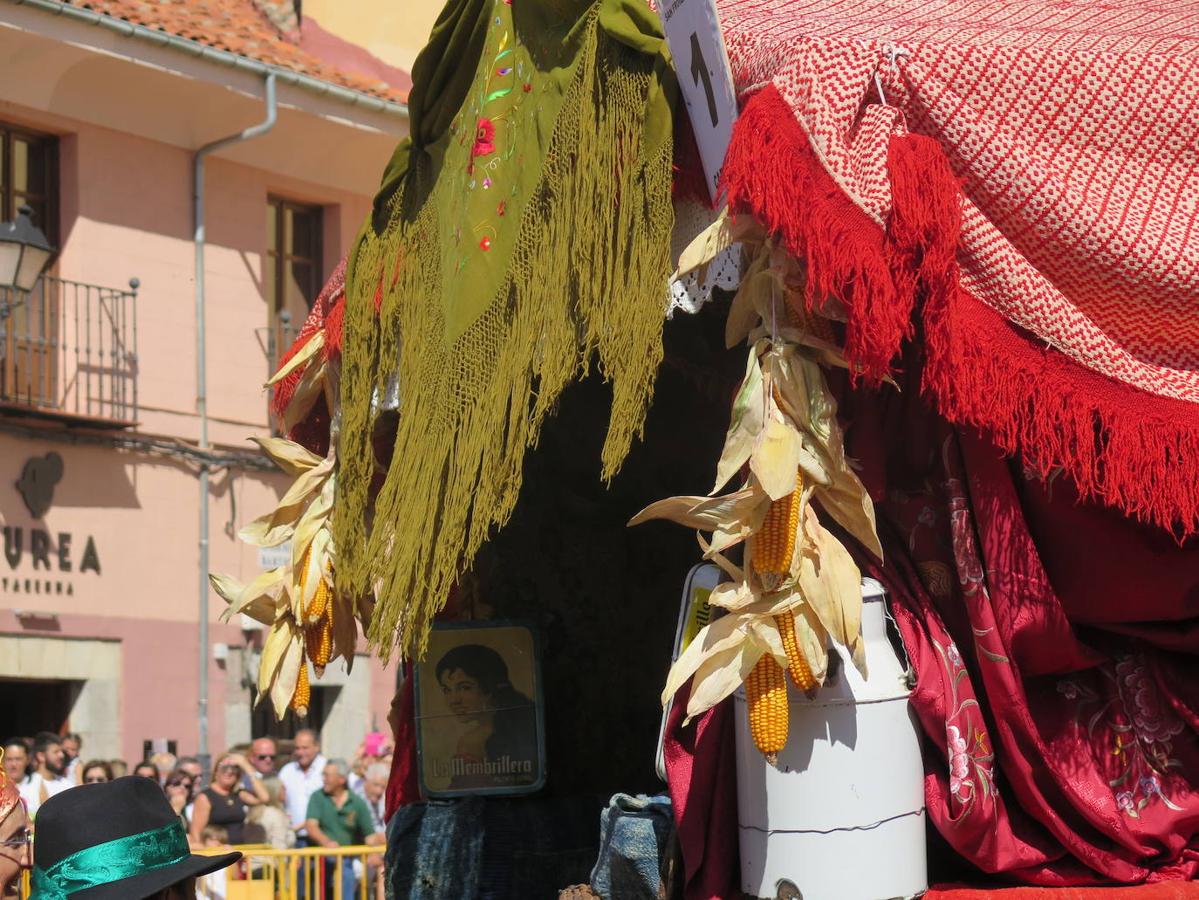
31, 776, 241, 899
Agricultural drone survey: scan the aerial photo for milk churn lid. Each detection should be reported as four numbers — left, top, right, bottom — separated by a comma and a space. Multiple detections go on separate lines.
861, 577, 886, 601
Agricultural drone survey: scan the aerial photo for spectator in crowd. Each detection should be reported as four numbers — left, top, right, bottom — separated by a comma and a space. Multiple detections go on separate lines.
26, 733, 72, 814
245, 776, 295, 850
189, 752, 268, 846
305, 759, 372, 899
196, 825, 233, 900
0, 748, 32, 896
133, 760, 159, 780
279, 729, 326, 846
176, 756, 204, 798
348, 754, 368, 798
150, 751, 177, 785
361, 762, 389, 899
249, 737, 278, 778
362, 763, 389, 838
350, 732, 391, 797
163, 770, 194, 833
1, 739, 32, 812
61, 733, 82, 783
31, 776, 240, 899
110, 759, 129, 778
80, 760, 114, 784
2, 740, 28, 781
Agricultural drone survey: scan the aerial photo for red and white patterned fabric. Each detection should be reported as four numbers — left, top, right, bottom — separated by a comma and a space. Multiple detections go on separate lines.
712, 0, 1199, 537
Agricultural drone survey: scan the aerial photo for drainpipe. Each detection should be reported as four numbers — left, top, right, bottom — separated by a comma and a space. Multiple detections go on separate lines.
194, 72, 277, 776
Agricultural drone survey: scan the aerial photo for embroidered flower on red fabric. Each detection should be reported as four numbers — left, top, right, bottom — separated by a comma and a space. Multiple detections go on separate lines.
472, 119, 496, 157
947, 724, 972, 799
1115, 655, 1184, 745
479, 236, 492, 251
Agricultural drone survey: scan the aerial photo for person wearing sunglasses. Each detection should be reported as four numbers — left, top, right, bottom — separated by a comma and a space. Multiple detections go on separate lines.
248, 738, 278, 778
29, 776, 240, 899
0, 748, 32, 898
79, 760, 113, 786
162, 771, 194, 834
188, 752, 268, 847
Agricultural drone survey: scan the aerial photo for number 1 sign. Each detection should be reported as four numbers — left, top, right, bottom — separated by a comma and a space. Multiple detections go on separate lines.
659, 0, 738, 202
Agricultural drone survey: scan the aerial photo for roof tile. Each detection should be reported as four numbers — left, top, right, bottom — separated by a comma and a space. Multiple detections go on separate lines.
67, 0, 409, 104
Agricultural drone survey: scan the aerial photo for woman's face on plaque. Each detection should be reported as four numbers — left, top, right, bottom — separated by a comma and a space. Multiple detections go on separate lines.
440, 668, 490, 721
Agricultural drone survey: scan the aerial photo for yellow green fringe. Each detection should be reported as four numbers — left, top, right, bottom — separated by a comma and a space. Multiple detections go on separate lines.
336, 15, 674, 661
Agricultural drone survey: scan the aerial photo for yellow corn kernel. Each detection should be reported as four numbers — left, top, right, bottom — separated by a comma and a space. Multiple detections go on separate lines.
290, 663, 311, 717
775, 609, 817, 693
754, 469, 804, 591
746, 654, 788, 762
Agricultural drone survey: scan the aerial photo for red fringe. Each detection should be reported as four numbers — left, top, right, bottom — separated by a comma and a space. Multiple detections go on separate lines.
721, 87, 911, 383
716, 84, 1199, 538
922, 286, 1199, 539
324, 295, 346, 358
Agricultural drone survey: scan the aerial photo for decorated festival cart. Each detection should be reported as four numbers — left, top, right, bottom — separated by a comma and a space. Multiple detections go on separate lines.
214, 0, 1199, 895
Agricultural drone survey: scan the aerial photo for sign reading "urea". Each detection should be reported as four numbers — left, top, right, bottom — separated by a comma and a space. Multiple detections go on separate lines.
658, 0, 738, 202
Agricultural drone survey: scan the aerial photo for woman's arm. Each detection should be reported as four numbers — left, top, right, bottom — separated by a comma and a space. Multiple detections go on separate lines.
228, 754, 269, 805
189, 793, 211, 844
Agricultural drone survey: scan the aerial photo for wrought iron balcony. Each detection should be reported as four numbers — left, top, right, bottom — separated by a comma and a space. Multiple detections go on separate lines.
0, 275, 139, 426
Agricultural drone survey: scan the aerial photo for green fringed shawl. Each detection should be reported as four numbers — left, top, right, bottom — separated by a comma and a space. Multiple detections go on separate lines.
336, 0, 676, 658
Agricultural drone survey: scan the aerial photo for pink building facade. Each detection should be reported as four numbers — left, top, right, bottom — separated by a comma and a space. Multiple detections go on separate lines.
0, 1, 407, 766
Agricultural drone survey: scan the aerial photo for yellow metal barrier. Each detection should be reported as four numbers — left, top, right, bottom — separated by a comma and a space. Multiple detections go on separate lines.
17, 844, 383, 900
195, 845, 384, 900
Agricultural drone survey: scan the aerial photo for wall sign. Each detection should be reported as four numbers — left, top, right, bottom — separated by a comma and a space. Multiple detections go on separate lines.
658, 0, 738, 201
2, 453, 101, 596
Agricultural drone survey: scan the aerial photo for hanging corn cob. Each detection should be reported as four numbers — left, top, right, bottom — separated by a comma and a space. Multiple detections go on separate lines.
775, 608, 817, 694
291, 663, 311, 717
631, 209, 885, 762
746, 654, 789, 762
752, 468, 804, 591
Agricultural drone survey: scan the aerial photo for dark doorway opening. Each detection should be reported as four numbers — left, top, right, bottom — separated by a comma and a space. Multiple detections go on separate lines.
251, 683, 336, 742
0, 677, 79, 737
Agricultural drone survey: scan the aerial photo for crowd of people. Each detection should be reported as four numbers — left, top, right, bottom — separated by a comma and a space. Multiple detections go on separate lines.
0, 729, 394, 898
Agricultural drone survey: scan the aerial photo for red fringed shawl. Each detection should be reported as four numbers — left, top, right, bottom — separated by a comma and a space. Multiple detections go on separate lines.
715, 0, 1199, 539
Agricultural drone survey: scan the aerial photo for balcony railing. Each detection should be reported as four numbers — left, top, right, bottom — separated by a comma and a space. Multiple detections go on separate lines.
0, 275, 139, 425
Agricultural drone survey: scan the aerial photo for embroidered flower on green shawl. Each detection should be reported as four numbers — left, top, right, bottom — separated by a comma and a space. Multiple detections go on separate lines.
471, 118, 496, 157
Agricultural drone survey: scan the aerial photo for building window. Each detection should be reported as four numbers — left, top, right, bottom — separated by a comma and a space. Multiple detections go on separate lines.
0, 123, 58, 242
0, 123, 58, 410
265, 196, 322, 368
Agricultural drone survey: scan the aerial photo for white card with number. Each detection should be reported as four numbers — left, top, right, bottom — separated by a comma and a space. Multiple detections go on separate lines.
659, 0, 738, 201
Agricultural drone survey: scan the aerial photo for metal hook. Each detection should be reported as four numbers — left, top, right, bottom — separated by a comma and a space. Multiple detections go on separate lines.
873, 43, 911, 107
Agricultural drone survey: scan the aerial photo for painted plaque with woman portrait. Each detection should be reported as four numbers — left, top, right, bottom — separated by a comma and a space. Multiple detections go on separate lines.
414, 622, 545, 796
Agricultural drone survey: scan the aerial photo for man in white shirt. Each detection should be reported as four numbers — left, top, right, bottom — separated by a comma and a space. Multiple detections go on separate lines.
278, 729, 326, 846
28, 733, 73, 812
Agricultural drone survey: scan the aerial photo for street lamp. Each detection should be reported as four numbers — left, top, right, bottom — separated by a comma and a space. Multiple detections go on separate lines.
0, 205, 54, 293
